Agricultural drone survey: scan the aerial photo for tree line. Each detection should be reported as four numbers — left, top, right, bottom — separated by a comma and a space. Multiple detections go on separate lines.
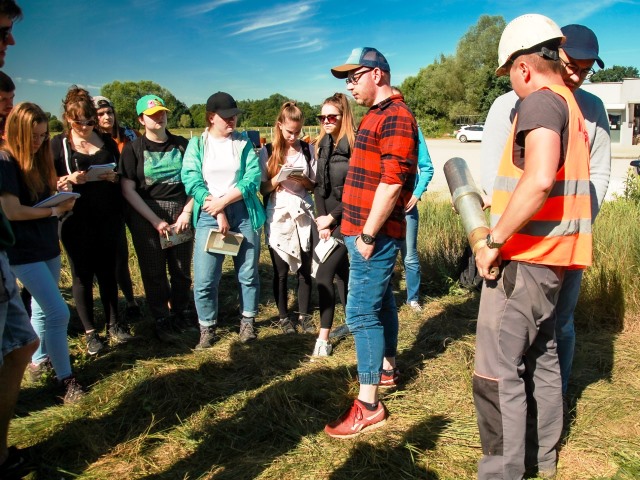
48, 15, 638, 136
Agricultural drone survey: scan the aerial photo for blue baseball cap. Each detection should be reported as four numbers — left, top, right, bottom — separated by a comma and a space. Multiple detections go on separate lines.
561, 24, 604, 68
331, 47, 390, 79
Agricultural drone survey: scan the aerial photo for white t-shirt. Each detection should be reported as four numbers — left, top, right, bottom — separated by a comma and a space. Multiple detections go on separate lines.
203, 134, 239, 197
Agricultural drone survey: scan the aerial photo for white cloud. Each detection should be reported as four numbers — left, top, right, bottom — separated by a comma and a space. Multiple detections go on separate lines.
183, 0, 241, 17
230, 1, 318, 35
272, 38, 322, 53
15, 78, 101, 90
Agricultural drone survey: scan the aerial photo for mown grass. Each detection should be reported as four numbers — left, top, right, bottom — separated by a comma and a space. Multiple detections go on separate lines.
9, 192, 640, 479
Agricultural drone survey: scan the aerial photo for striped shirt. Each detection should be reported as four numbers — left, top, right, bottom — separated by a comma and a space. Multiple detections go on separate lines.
342, 94, 418, 239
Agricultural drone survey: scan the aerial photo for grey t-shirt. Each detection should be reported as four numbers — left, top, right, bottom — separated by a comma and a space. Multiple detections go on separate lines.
513, 89, 569, 170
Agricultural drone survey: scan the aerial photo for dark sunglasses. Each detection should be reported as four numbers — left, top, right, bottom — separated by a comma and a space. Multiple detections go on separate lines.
72, 119, 97, 127
0, 27, 12, 43
316, 114, 341, 124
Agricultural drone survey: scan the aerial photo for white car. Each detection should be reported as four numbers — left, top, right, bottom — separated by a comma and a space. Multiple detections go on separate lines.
456, 125, 484, 143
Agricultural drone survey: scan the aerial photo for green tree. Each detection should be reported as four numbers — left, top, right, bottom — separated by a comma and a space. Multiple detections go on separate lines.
238, 94, 318, 127
189, 104, 206, 128
590, 65, 639, 83
101, 80, 184, 130
179, 114, 193, 129
400, 15, 509, 134
48, 113, 63, 133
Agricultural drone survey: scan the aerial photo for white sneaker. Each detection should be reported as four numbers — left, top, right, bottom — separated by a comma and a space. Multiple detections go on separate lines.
408, 301, 422, 312
312, 339, 332, 357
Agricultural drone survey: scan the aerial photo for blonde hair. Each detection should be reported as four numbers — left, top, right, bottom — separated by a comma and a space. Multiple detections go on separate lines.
315, 93, 356, 150
3, 102, 56, 201
266, 101, 304, 179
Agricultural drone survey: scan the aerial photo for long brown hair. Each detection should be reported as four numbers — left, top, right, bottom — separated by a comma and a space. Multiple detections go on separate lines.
266, 101, 304, 179
315, 93, 356, 150
62, 85, 97, 137
3, 102, 56, 201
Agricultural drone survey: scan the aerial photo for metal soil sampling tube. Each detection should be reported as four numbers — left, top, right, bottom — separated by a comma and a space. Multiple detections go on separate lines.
444, 157, 499, 276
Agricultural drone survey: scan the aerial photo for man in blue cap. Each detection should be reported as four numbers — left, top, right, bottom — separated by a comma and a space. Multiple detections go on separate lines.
324, 47, 418, 438
480, 24, 611, 407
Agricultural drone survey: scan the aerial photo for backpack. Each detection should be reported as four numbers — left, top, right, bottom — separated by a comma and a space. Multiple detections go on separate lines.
458, 245, 483, 290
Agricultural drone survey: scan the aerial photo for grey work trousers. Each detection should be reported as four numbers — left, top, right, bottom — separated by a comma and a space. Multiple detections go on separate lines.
473, 260, 565, 480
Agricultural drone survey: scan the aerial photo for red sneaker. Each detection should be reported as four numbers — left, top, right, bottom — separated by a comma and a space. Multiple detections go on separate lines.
379, 368, 400, 388
324, 399, 388, 439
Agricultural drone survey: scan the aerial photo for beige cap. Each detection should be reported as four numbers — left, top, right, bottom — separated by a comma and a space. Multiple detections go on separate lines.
496, 14, 565, 76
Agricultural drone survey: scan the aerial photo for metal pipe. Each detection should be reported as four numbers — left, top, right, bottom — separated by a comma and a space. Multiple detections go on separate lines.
444, 157, 499, 277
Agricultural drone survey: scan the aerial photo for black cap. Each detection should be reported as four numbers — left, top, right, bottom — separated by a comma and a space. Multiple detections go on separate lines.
206, 92, 241, 117
561, 24, 604, 68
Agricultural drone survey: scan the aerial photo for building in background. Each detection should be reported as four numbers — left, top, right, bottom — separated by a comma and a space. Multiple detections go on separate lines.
582, 78, 640, 145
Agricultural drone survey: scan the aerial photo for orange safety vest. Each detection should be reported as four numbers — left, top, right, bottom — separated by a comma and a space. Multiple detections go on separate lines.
490, 84, 592, 268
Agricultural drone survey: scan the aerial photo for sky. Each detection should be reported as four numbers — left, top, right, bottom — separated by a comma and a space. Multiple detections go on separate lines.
7, 0, 640, 120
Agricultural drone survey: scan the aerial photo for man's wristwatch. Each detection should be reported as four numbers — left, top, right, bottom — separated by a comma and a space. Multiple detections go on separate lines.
486, 233, 504, 249
360, 233, 376, 245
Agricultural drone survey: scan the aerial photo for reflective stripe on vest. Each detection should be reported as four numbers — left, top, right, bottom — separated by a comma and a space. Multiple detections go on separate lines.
490, 84, 592, 267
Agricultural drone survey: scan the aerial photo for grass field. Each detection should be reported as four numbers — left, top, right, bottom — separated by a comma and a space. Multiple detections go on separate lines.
8, 191, 640, 479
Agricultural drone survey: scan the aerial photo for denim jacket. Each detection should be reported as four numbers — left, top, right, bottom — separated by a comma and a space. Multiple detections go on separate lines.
181, 131, 266, 230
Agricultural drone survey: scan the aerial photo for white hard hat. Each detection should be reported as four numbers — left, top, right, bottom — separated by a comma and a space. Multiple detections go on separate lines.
496, 14, 565, 76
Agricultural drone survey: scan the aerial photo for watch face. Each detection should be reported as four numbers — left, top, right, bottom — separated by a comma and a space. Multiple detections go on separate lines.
361, 234, 375, 245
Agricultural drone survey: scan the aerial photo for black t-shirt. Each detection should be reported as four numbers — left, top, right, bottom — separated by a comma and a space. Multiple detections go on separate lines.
513, 90, 569, 170
119, 133, 188, 201
51, 133, 122, 219
0, 152, 59, 265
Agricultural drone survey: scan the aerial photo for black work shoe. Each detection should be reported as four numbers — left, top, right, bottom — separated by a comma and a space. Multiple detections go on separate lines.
174, 311, 199, 332
239, 320, 257, 343
59, 376, 86, 404
328, 323, 350, 340
85, 332, 105, 355
297, 314, 315, 334
108, 324, 134, 344
155, 316, 179, 342
0, 446, 31, 480
195, 325, 217, 350
279, 317, 296, 334
125, 304, 142, 319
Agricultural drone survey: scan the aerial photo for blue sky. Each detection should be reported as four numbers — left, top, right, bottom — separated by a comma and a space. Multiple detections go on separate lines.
7, 0, 640, 119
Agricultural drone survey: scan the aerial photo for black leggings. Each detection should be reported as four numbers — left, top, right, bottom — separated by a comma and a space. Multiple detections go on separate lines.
61, 215, 120, 332
116, 219, 135, 303
268, 247, 312, 319
315, 242, 349, 329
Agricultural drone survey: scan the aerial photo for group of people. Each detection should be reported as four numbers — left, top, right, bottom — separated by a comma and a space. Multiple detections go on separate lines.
0, 0, 613, 478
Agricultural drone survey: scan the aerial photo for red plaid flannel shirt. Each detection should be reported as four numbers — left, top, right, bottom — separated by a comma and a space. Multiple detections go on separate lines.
341, 95, 418, 239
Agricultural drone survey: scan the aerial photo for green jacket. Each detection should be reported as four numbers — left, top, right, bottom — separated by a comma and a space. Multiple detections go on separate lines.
181, 130, 266, 230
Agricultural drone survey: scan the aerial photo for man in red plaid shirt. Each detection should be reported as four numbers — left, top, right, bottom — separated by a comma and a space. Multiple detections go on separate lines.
324, 47, 418, 439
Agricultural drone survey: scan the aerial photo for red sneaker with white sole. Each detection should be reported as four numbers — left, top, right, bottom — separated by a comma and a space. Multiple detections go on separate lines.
324, 399, 388, 439
379, 368, 400, 388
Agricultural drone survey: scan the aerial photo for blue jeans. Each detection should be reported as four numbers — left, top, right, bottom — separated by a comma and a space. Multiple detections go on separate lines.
12, 256, 72, 379
344, 234, 400, 385
400, 205, 421, 303
0, 251, 38, 365
556, 268, 583, 395
193, 201, 261, 327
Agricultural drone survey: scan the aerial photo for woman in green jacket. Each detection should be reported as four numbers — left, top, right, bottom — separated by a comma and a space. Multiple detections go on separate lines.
181, 92, 265, 349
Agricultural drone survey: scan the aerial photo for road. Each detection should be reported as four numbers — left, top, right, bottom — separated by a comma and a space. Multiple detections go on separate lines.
425, 138, 637, 201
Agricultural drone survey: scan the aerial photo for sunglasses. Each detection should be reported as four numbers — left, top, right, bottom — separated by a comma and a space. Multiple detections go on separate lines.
72, 119, 97, 127
0, 27, 12, 44
316, 114, 341, 124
